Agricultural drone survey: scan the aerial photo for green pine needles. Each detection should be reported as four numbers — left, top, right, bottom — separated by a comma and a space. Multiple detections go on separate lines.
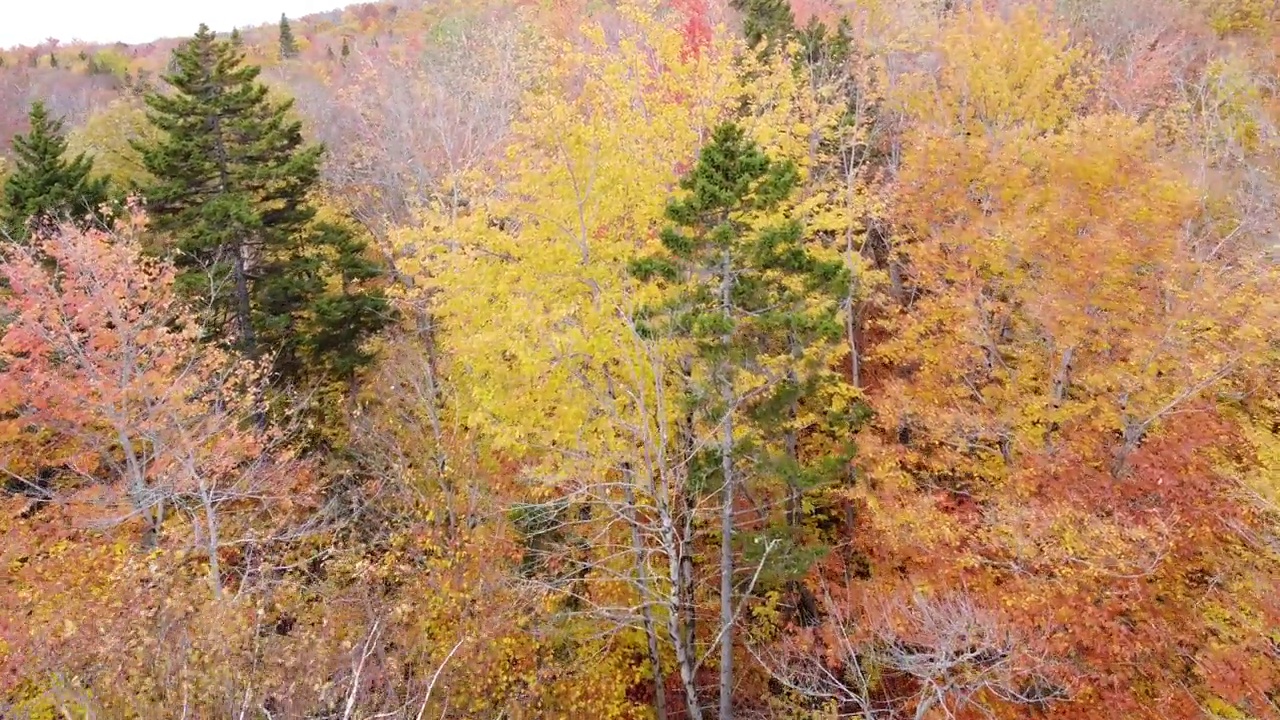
136, 25, 388, 385
2, 101, 110, 241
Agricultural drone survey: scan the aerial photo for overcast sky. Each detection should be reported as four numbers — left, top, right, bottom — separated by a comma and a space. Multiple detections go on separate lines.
1, 0, 349, 48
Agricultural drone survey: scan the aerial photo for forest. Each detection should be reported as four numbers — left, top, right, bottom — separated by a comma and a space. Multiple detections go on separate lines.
0, 0, 1278, 718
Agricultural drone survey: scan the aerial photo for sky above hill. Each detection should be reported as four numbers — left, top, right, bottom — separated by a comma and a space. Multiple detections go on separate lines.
1, 0, 348, 48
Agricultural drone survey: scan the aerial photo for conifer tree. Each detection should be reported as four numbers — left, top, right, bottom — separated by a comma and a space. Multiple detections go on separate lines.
630, 122, 851, 720
136, 25, 387, 383
731, 0, 796, 51
2, 101, 109, 240
303, 221, 390, 380
278, 14, 299, 59
340, 37, 350, 60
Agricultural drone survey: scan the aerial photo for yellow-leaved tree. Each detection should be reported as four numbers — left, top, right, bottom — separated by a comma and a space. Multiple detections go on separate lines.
385, 2, 870, 717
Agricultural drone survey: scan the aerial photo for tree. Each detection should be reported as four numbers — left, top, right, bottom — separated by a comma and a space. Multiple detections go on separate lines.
340, 36, 350, 60
731, 0, 796, 51
631, 121, 851, 720
2, 101, 109, 241
0, 209, 300, 593
279, 14, 299, 59
136, 25, 386, 384
67, 98, 161, 189
301, 219, 391, 381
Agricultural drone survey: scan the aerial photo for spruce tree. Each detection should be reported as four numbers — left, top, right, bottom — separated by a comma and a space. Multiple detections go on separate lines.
631, 122, 853, 719
340, 37, 350, 60
2, 101, 109, 240
278, 14, 299, 59
136, 25, 387, 383
731, 0, 796, 51
303, 221, 390, 380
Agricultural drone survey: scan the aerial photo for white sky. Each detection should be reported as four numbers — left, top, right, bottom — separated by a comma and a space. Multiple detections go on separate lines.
0, 0, 350, 48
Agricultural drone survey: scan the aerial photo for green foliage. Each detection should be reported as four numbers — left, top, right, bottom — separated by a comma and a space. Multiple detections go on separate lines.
2, 101, 110, 241
301, 220, 392, 380
136, 25, 385, 384
732, 0, 796, 51
279, 14, 300, 59
634, 119, 854, 560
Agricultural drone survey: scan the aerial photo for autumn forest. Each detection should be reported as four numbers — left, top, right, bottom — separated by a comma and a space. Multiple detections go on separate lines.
0, 0, 1278, 718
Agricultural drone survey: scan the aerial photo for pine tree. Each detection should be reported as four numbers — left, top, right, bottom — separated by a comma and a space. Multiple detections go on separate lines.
278, 14, 299, 59
731, 0, 796, 51
48, 52, 58, 68
631, 122, 852, 720
2, 101, 109, 241
303, 221, 390, 380
136, 25, 386, 383
340, 37, 350, 60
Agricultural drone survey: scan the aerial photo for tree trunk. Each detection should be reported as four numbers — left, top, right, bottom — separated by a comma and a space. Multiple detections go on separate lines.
1111, 420, 1142, 479
717, 249, 735, 720
658, 476, 701, 720
845, 298, 861, 390
200, 488, 223, 599
667, 585, 703, 720
210, 113, 255, 359
232, 242, 256, 357
718, 397, 735, 720
623, 465, 668, 720
784, 331, 802, 527
678, 356, 698, 654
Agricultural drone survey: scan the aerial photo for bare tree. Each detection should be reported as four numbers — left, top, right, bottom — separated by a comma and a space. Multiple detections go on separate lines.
752, 587, 1066, 719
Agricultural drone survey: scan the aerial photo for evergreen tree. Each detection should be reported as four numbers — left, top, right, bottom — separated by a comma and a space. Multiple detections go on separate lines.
340, 37, 350, 60
798, 15, 853, 71
631, 122, 853, 719
303, 221, 390, 380
326, 45, 336, 61
278, 14, 299, 59
731, 0, 796, 51
48, 52, 58, 68
2, 101, 109, 241
136, 25, 386, 383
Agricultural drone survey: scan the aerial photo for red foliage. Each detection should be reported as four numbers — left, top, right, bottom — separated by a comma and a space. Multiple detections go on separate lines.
672, 0, 713, 57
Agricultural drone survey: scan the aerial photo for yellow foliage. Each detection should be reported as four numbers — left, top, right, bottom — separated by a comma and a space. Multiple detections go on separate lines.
1206, 0, 1277, 37
67, 98, 160, 188
894, 5, 1093, 136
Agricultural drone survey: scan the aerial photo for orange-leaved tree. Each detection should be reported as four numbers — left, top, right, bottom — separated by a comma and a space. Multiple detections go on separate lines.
0, 206, 306, 598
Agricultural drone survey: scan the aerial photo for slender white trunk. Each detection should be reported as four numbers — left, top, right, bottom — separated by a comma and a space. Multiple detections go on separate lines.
717, 248, 735, 720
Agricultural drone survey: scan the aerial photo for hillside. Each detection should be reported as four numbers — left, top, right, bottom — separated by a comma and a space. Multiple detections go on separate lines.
1, 1, 1279, 719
